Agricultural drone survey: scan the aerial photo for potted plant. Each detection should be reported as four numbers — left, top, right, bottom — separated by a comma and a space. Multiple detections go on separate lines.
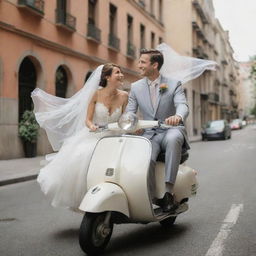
19, 110, 40, 157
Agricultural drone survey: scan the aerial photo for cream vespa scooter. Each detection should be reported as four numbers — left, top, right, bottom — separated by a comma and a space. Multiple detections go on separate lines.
78, 113, 198, 255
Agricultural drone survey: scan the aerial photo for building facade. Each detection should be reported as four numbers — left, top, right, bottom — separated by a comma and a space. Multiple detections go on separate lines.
0, 0, 165, 159
0, 0, 242, 159
163, 0, 239, 137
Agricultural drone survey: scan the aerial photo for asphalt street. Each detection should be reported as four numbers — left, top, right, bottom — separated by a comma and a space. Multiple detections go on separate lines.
1, 125, 256, 256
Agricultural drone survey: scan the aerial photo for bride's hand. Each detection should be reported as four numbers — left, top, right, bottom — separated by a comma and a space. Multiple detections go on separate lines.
89, 124, 98, 131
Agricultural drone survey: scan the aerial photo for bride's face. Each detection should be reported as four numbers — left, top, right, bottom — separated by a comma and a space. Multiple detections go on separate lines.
107, 67, 124, 87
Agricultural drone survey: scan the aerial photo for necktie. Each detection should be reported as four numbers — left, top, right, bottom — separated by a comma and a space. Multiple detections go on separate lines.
150, 82, 157, 109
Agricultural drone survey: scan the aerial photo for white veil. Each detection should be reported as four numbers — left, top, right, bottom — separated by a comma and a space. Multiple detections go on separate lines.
31, 65, 103, 151
156, 43, 217, 84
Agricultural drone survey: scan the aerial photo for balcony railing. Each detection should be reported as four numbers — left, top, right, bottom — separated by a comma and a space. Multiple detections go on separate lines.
231, 99, 238, 109
193, 45, 205, 59
55, 9, 76, 31
87, 23, 101, 43
108, 34, 120, 51
127, 42, 136, 59
192, 0, 209, 24
18, 0, 44, 16
208, 92, 219, 103
138, 0, 146, 8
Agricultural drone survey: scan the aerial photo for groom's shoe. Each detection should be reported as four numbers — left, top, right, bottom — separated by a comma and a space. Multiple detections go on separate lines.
162, 192, 177, 213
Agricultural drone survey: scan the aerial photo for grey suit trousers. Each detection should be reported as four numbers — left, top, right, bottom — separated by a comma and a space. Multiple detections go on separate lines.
146, 127, 184, 184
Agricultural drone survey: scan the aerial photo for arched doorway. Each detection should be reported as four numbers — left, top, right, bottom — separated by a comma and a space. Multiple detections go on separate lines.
55, 66, 68, 98
18, 57, 37, 121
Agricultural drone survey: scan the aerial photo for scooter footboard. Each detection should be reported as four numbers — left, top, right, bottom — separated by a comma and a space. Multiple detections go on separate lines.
79, 183, 129, 217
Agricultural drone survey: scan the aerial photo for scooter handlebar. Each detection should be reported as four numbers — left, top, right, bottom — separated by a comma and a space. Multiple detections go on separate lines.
90, 120, 178, 133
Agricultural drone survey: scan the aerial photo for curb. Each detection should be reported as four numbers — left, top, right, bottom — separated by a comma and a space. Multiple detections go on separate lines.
0, 174, 38, 186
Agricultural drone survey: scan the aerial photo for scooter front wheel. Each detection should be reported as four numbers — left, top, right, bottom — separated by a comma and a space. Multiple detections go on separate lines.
79, 212, 113, 255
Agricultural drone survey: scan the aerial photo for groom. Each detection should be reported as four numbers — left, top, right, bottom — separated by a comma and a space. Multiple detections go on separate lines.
126, 49, 190, 212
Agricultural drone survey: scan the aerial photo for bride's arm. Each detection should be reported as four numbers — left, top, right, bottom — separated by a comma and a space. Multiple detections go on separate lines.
86, 92, 98, 131
121, 91, 129, 113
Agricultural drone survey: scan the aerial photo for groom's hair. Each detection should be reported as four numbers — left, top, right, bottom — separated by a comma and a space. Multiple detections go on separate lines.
140, 49, 164, 70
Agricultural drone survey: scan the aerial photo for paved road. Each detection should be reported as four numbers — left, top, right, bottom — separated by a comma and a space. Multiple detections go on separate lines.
1, 125, 256, 256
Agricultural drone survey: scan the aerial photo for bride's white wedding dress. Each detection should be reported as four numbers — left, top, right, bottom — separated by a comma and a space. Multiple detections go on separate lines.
37, 102, 122, 209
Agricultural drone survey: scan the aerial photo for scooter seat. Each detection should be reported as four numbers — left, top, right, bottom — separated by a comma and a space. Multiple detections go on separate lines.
156, 148, 189, 164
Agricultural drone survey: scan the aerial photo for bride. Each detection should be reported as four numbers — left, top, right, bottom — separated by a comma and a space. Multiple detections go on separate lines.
32, 63, 128, 209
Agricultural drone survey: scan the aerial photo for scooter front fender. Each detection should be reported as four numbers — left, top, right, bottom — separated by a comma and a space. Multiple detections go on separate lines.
79, 183, 129, 217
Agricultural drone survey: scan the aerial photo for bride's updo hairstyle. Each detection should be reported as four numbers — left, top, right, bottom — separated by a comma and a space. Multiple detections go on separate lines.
99, 63, 121, 87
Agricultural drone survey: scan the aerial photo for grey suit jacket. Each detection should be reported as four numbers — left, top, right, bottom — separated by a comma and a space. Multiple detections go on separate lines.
126, 75, 190, 149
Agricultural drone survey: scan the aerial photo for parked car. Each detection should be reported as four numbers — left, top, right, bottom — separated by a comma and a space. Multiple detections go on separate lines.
230, 119, 243, 130
201, 119, 231, 141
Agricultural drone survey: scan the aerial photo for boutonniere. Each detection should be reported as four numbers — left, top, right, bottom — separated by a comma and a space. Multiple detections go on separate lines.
159, 83, 168, 94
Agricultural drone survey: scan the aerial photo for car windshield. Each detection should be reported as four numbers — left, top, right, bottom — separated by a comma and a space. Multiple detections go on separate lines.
206, 120, 224, 129
231, 119, 240, 124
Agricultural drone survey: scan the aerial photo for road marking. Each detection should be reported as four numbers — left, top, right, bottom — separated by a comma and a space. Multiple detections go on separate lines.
205, 204, 243, 256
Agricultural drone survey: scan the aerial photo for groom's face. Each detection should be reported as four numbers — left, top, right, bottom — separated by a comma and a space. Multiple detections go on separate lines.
138, 54, 155, 77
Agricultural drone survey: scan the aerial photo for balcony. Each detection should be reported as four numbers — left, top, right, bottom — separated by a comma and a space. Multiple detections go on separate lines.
221, 59, 228, 65
193, 45, 205, 59
231, 99, 238, 109
138, 0, 146, 8
18, 0, 44, 16
55, 9, 76, 32
87, 23, 101, 43
208, 92, 219, 103
222, 78, 228, 87
200, 93, 208, 101
108, 34, 120, 51
127, 42, 136, 59
192, 0, 209, 24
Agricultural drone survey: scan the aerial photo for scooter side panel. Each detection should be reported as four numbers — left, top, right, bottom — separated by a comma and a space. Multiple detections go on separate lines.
154, 163, 198, 202
79, 183, 129, 216
87, 136, 154, 221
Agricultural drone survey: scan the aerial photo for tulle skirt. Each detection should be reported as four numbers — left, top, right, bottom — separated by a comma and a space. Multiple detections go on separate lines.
37, 128, 115, 209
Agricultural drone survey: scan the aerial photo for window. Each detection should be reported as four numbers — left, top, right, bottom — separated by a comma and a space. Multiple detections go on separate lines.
127, 15, 135, 57
140, 24, 145, 49
151, 32, 155, 48
88, 0, 97, 25
109, 4, 117, 35
127, 15, 133, 43
159, 37, 163, 44
55, 66, 67, 98
159, 0, 163, 22
150, 0, 154, 16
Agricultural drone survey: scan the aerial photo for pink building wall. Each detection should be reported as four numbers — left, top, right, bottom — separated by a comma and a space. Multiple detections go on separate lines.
0, 0, 165, 159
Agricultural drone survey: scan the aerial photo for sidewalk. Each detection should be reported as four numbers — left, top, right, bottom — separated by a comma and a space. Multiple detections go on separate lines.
0, 136, 201, 186
0, 156, 44, 186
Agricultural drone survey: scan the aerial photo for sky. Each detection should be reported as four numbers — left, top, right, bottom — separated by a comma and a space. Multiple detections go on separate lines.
212, 0, 256, 62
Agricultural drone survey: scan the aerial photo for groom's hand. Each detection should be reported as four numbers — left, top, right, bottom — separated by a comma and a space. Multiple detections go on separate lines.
134, 129, 144, 135
165, 115, 182, 126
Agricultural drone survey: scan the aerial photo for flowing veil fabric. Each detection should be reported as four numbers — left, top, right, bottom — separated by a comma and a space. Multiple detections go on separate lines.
156, 43, 217, 84
31, 65, 103, 151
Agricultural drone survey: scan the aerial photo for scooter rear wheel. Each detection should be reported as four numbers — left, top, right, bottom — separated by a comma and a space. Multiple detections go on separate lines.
159, 216, 177, 228
79, 212, 113, 255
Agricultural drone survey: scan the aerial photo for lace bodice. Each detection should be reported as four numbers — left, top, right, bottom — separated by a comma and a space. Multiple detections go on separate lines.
93, 102, 122, 126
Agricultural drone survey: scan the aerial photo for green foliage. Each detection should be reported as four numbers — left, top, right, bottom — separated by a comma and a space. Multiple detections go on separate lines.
251, 104, 256, 116
19, 110, 39, 143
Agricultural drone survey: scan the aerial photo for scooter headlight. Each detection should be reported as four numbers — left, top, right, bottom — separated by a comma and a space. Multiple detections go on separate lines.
118, 112, 138, 131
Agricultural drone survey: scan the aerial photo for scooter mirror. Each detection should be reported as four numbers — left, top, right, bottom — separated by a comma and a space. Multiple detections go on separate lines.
118, 112, 138, 131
